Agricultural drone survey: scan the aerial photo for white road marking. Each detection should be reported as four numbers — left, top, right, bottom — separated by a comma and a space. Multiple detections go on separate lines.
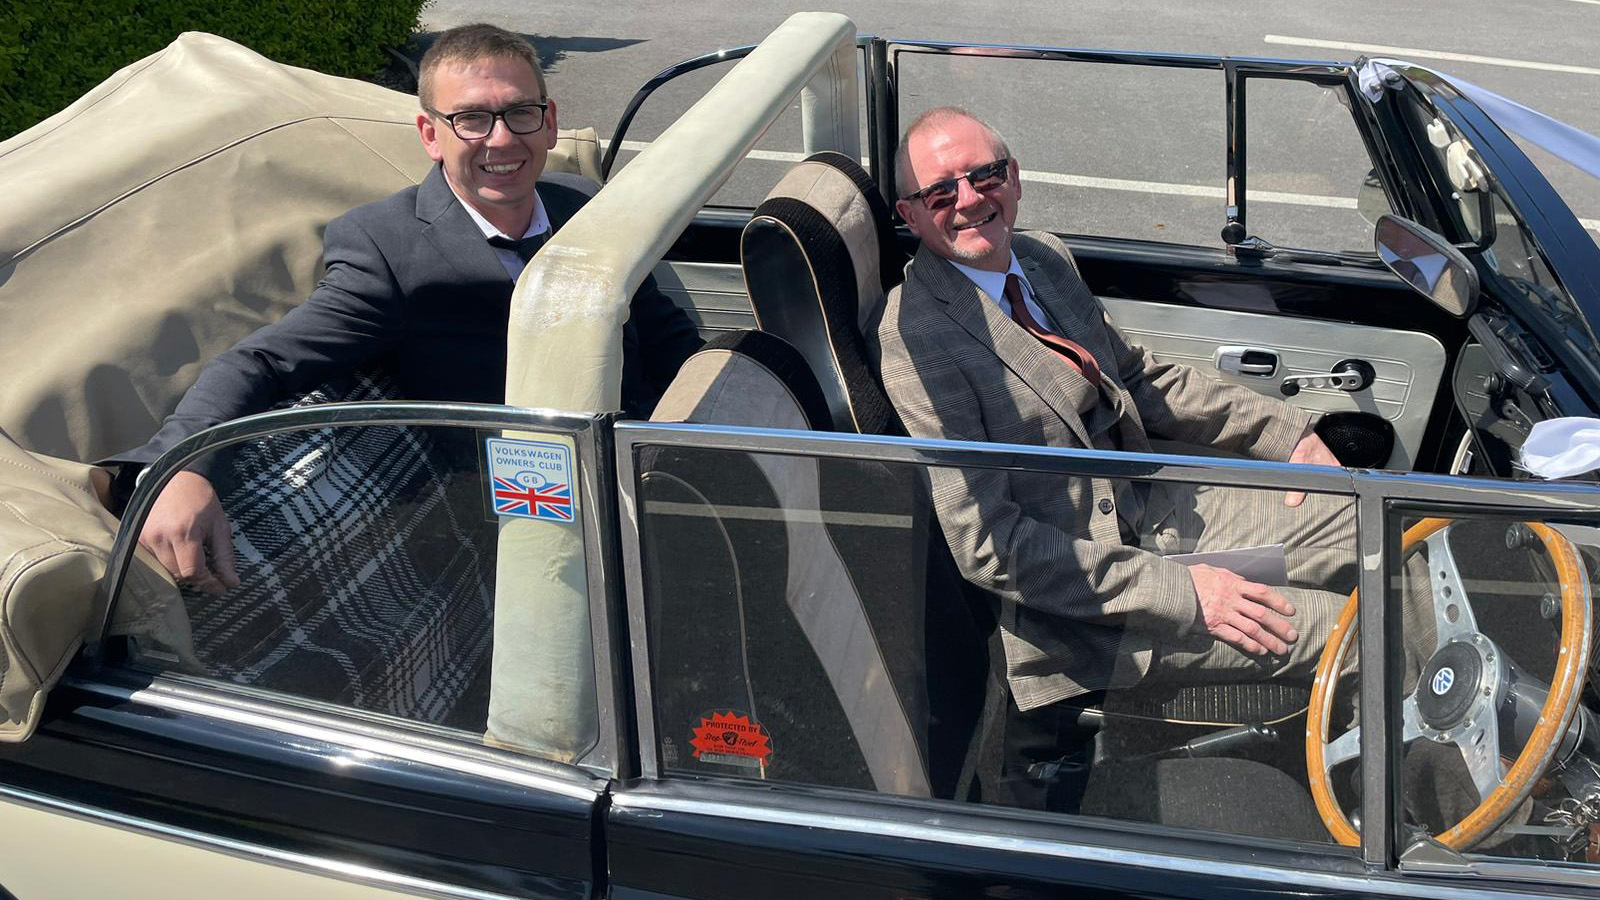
1557, 0, 1600, 6
1263, 35, 1600, 77
1021, 169, 1359, 210
610, 139, 1598, 226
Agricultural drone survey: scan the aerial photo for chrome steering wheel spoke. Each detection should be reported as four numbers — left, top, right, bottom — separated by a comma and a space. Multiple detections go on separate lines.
1401, 693, 1428, 744
1425, 530, 1481, 653
1325, 723, 1362, 769
1456, 714, 1507, 803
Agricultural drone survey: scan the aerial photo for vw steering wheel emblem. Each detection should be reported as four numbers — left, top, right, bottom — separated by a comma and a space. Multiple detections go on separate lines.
1432, 666, 1456, 696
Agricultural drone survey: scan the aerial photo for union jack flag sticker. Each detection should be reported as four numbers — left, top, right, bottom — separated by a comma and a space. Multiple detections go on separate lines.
484, 437, 576, 524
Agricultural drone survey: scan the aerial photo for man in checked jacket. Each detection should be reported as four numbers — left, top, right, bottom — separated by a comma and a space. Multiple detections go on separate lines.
876, 107, 1353, 803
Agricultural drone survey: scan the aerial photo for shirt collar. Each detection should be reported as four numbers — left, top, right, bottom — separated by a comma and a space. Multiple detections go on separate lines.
949, 253, 1029, 305
448, 181, 551, 242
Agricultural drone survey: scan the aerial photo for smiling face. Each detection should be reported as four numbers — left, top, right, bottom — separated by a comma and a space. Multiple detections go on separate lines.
417, 55, 557, 235
895, 114, 1021, 272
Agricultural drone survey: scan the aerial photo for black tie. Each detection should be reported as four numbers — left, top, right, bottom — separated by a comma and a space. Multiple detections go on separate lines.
488, 231, 549, 263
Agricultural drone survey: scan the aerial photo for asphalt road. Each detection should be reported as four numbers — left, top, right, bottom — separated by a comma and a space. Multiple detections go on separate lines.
421, 0, 1600, 253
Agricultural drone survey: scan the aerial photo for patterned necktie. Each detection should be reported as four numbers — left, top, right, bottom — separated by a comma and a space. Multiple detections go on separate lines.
488, 231, 549, 263
1004, 273, 1102, 387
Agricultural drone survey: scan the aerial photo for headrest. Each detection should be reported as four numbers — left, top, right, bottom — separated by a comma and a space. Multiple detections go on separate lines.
650, 330, 833, 431
740, 153, 904, 434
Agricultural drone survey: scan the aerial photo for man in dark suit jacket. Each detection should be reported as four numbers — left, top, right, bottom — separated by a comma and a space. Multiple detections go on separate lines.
131, 24, 702, 592
877, 108, 1353, 732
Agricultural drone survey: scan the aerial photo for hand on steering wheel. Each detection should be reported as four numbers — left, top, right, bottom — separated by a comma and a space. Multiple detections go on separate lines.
1305, 518, 1592, 850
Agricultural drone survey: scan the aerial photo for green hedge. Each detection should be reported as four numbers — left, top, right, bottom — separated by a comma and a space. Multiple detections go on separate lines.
0, 0, 428, 141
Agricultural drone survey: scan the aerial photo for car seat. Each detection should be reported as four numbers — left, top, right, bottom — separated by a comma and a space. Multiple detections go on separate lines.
735, 152, 1003, 800
641, 330, 938, 795
739, 150, 906, 434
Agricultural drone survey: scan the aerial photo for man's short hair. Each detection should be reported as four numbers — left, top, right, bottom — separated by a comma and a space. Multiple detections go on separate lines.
894, 107, 1011, 199
418, 24, 547, 110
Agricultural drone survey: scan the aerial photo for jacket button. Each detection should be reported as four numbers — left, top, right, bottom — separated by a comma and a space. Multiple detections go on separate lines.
1098, 498, 1114, 514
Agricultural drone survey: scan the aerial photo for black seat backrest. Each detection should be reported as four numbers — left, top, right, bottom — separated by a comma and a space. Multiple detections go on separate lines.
740, 151, 907, 435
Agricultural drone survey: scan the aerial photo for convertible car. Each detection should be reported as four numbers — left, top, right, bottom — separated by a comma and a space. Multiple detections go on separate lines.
3, 12, 1600, 899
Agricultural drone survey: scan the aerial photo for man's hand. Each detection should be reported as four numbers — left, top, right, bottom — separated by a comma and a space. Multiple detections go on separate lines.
1284, 431, 1341, 508
1188, 563, 1298, 656
138, 470, 240, 595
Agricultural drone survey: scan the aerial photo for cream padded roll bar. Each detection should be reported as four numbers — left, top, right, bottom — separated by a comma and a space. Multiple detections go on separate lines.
489, 13, 860, 760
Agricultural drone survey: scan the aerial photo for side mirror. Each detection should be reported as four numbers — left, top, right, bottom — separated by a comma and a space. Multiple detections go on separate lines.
1374, 214, 1479, 318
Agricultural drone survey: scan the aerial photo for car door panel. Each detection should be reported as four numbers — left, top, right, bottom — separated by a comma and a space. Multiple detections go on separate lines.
652, 260, 756, 339
0, 791, 480, 900
1101, 297, 1446, 468
605, 781, 1423, 900
0, 680, 602, 899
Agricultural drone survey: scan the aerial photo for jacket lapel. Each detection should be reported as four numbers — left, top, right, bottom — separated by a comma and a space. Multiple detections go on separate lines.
1015, 245, 1128, 420
912, 246, 1094, 447
415, 165, 514, 288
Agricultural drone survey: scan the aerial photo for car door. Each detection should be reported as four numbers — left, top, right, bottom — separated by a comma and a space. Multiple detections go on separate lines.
605, 419, 1600, 899
0, 403, 616, 900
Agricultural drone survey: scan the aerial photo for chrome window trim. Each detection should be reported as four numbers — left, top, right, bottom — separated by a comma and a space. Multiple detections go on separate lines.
883, 39, 1349, 78
613, 420, 657, 778
609, 790, 1554, 900
69, 676, 608, 801
0, 780, 531, 900
1356, 487, 1398, 868
613, 421, 1360, 492
95, 400, 621, 773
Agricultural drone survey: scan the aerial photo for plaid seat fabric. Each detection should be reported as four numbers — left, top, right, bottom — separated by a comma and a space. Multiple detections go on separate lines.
180, 373, 495, 730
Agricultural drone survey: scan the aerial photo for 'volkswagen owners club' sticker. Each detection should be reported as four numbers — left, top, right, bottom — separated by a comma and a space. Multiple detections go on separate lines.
1432, 666, 1456, 696
486, 437, 575, 523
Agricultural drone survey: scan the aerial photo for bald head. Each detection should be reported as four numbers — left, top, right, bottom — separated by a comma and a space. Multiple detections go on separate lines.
894, 107, 1010, 200
893, 108, 1020, 271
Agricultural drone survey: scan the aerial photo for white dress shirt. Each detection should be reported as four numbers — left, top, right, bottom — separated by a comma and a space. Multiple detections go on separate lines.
950, 253, 1056, 334
450, 185, 553, 279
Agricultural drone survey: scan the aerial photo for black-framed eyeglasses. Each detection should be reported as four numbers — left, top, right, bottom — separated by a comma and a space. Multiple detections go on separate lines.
429, 102, 549, 140
902, 157, 1012, 211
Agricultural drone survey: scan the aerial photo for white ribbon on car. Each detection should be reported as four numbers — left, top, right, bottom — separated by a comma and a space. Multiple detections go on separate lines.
1358, 58, 1600, 182
1356, 60, 1403, 103
1521, 417, 1600, 479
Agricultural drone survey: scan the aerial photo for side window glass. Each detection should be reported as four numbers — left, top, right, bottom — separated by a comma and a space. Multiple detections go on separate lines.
113, 415, 603, 765
894, 51, 1224, 247
1245, 77, 1390, 253
634, 439, 1362, 848
1384, 510, 1600, 866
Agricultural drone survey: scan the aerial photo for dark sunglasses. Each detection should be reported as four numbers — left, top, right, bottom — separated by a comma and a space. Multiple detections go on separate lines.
429, 102, 549, 140
903, 157, 1012, 210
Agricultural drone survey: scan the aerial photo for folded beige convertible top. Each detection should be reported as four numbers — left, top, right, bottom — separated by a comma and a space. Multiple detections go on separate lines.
0, 32, 599, 743
0, 32, 599, 464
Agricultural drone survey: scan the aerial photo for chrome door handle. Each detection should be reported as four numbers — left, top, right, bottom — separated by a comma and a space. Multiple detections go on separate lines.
1215, 346, 1279, 377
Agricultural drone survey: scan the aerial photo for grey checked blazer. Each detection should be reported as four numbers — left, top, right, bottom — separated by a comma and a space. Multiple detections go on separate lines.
875, 231, 1314, 710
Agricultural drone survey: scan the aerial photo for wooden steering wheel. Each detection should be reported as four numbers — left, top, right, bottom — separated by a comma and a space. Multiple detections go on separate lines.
1306, 518, 1592, 849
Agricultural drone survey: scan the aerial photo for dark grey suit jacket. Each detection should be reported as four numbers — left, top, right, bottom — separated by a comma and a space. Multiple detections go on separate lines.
122, 166, 703, 467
